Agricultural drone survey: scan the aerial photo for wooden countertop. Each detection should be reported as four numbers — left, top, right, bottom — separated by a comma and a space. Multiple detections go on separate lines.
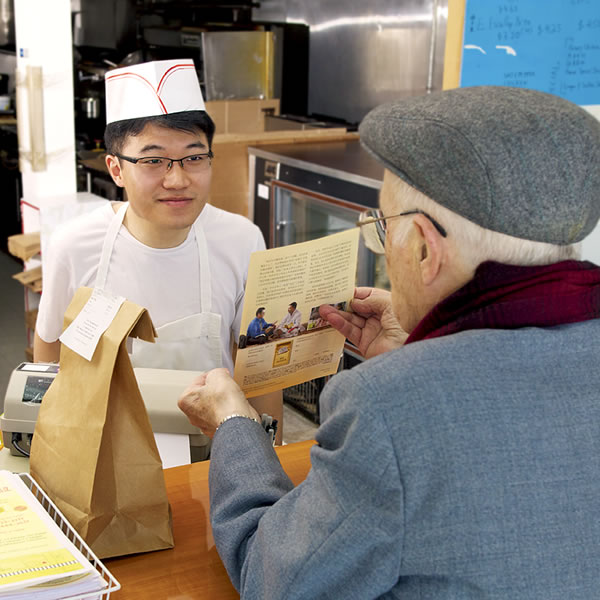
106, 440, 315, 599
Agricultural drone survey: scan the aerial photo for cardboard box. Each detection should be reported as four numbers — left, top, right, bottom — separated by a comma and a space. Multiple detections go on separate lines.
7, 232, 41, 262
25, 309, 38, 331
12, 266, 43, 294
208, 129, 359, 217
205, 99, 280, 135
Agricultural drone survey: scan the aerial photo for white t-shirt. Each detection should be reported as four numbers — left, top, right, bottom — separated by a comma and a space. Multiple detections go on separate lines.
36, 202, 265, 372
279, 309, 302, 330
276, 308, 303, 336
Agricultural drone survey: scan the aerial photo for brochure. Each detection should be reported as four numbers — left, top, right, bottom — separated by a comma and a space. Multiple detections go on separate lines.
234, 227, 360, 397
0, 470, 106, 599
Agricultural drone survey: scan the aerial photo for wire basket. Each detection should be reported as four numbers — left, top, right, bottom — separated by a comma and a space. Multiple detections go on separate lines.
17, 473, 121, 599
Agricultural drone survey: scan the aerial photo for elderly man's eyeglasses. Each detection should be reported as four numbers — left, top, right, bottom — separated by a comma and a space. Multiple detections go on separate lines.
357, 209, 448, 254
115, 151, 213, 175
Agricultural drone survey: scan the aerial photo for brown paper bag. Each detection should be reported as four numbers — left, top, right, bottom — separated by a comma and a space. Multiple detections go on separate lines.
30, 286, 175, 559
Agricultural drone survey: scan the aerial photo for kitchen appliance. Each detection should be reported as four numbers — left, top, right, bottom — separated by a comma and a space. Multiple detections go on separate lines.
252, 0, 448, 125
141, 22, 308, 115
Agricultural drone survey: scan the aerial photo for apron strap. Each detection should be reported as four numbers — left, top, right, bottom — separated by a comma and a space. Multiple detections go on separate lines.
95, 203, 212, 313
193, 217, 212, 313
95, 202, 128, 290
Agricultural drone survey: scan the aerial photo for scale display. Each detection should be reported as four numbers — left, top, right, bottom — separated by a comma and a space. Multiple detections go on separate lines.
22, 376, 54, 404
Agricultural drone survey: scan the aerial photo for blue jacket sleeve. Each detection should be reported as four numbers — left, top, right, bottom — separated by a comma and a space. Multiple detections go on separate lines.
208, 371, 404, 600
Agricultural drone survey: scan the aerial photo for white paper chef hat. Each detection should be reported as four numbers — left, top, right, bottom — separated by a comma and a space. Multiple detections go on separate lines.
105, 59, 206, 124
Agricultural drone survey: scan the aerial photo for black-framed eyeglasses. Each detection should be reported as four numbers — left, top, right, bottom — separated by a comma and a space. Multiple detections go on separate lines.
357, 208, 447, 254
115, 151, 214, 175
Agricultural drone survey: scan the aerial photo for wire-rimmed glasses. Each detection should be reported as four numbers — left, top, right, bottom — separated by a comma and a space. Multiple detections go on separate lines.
357, 208, 447, 254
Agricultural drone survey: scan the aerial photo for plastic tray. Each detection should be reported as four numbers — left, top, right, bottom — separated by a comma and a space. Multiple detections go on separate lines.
18, 473, 121, 599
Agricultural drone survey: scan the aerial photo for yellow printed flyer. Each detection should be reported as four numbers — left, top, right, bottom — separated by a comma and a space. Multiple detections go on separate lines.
0, 470, 105, 597
234, 228, 360, 397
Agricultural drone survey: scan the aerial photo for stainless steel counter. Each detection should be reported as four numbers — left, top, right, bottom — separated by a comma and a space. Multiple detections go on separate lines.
248, 138, 384, 190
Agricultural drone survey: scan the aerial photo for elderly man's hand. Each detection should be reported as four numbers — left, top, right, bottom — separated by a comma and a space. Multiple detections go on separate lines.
319, 287, 408, 359
177, 368, 260, 437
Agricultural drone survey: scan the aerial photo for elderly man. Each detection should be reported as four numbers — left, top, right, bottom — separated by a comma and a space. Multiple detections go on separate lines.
178, 86, 600, 598
272, 301, 302, 337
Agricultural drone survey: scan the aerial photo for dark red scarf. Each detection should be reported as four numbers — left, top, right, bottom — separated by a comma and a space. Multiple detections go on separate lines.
406, 260, 600, 344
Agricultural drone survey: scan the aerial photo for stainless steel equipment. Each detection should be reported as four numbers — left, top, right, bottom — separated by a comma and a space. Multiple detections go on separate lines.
253, 0, 449, 124
0, 0, 14, 46
141, 27, 277, 101
202, 30, 275, 100
80, 95, 100, 119
264, 114, 342, 131
72, 0, 136, 50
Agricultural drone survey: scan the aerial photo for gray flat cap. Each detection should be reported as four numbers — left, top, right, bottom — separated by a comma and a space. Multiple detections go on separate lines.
359, 86, 600, 244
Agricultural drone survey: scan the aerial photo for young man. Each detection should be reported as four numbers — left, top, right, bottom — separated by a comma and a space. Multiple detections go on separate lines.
245, 307, 275, 344
178, 86, 600, 598
34, 59, 282, 431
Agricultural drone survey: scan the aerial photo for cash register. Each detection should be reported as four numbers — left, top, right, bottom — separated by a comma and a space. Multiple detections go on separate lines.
1, 362, 211, 461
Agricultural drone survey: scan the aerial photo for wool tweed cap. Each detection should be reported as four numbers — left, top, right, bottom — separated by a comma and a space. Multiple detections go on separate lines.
359, 86, 600, 244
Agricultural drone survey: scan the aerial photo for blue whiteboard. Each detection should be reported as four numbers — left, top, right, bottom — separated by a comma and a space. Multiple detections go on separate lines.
460, 0, 600, 105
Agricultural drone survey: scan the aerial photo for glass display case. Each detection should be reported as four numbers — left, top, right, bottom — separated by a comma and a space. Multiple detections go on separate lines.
272, 180, 389, 290
249, 139, 386, 422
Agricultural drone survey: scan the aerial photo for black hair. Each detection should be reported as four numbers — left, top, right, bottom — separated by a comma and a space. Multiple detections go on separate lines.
104, 110, 216, 155
289, 302, 297, 309
256, 307, 265, 316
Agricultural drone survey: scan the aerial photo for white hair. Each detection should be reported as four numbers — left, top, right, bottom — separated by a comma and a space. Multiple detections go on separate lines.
387, 172, 581, 272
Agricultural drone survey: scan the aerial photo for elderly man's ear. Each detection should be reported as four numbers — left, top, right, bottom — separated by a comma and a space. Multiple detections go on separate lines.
410, 213, 445, 286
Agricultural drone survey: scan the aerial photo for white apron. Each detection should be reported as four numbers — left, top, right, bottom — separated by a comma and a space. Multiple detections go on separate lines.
94, 203, 223, 371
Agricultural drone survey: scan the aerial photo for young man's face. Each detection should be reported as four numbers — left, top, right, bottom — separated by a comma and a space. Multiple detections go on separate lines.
107, 122, 212, 246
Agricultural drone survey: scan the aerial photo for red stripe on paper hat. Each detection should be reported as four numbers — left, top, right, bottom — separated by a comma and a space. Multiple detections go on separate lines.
105, 59, 205, 124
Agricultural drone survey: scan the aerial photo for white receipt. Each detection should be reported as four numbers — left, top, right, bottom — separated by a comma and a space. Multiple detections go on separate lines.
59, 288, 126, 361
21, 364, 50, 371
154, 433, 191, 468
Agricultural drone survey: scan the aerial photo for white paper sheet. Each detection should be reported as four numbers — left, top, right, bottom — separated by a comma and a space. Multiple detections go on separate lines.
154, 433, 191, 469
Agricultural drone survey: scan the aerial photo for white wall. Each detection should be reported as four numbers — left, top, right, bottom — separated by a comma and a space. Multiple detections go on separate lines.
581, 230, 600, 264
581, 104, 600, 264
13, 0, 77, 344
14, 0, 76, 203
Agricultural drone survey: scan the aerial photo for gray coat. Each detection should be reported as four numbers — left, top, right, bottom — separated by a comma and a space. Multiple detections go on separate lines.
210, 320, 600, 599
